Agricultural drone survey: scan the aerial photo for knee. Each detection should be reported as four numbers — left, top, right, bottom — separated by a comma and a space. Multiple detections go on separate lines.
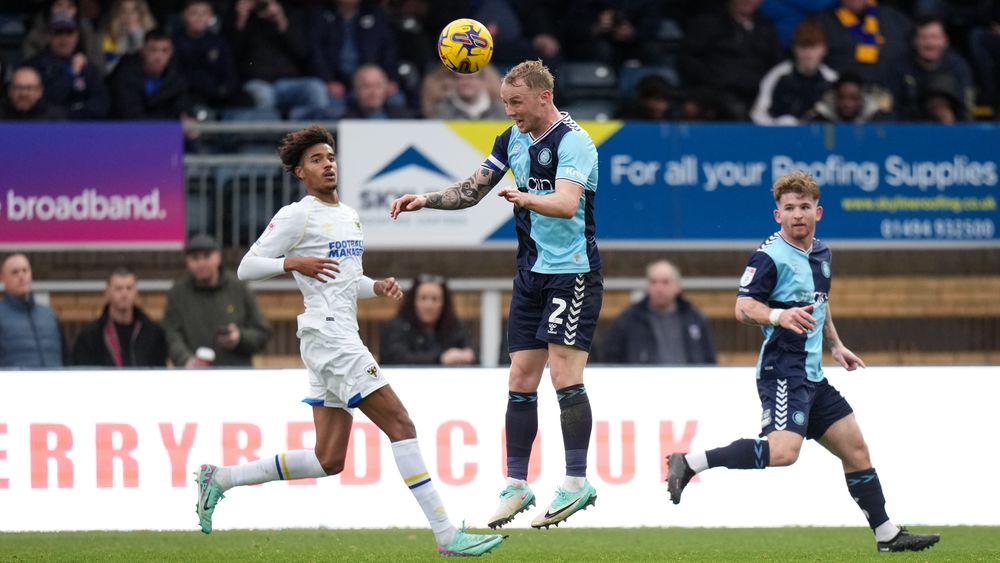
508, 366, 539, 392
314, 449, 345, 476
769, 443, 802, 467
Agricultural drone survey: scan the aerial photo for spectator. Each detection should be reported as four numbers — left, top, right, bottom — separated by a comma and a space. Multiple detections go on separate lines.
163, 234, 271, 368
617, 73, 680, 121
72, 267, 167, 367
230, 0, 327, 119
171, 0, 242, 110
969, 4, 1000, 111
21, 0, 104, 74
816, 0, 911, 86
100, 0, 157, 74
0, 66, 66, 120
474, 0, 561, 66
108, 28, 192, 119
309, 0, 399, 112
919, 75, 964, 124
562, 0, 663, 66
344, 64, 414, 119
679, 0, 784, 120
428, 66, 506, 119
760, 0, 836, 49
0, 253, 64, 368
25, 14, 110, 119
601, 260, 716, 365
811, 72, 889, 122
889, 15, 974, 121
380, 274, 475, 366
751, 18, 838, 125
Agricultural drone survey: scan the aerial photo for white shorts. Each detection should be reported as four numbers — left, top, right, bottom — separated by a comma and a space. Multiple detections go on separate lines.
299, 328, 388, 411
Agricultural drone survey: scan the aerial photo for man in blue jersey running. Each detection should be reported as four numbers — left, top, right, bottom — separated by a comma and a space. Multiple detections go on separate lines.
390, 59, 602, 530
666, 171, 939, 553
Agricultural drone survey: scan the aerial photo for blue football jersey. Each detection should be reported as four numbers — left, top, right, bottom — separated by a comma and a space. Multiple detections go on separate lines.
482, 112, 601, 274
737, 233, 833, 382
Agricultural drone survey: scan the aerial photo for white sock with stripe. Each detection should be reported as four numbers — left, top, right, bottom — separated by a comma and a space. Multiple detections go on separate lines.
214, 450, 327, 491
391, 438, 456, 547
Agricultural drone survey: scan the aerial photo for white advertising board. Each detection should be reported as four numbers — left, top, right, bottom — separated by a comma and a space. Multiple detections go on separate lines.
0, 367, 997, 531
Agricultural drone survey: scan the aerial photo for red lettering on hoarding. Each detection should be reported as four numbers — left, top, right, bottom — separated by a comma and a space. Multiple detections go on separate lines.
287, 422, 317, 486
96, 424, 138, 488
659, 420, 699, 482
341, 422, 380, 485
436, 420, 477, 485
595, 421, 635, 484
0, 423, 7, 489
500, 430, 541, 483
159, 423, 197, 487
223, 423, 262, 466
30, 424, 73, 489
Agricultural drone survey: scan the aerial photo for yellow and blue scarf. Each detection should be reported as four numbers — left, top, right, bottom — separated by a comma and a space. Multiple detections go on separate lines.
836, 0, 884, 63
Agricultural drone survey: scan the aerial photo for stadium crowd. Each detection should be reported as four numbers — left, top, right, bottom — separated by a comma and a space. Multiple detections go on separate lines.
0, 0, 997, 125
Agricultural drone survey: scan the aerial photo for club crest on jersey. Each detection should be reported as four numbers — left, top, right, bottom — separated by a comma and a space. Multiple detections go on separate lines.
365, 364, 379, 378
821, 261, 831, 278
740, 267, 757, 287
537, 147, 552, 166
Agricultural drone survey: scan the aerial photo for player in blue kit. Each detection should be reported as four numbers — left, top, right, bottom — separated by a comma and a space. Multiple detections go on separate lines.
390, 60, 602, 530
666, 171, 940, 553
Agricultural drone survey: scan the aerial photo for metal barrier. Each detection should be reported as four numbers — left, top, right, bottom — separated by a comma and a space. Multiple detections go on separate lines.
26, 277, 737, 368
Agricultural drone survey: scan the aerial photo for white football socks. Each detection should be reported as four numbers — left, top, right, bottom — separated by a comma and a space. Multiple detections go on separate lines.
562, 475, 586, 492
391, 438, 456, 547
684, 451, 710, 473
214, 450, 327, 491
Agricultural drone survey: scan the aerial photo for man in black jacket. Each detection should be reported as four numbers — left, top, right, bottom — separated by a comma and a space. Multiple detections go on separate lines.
73, 267, 167, 367
602, 260, 716, 365
108, 28, 192, 119
24, 14, 109, 119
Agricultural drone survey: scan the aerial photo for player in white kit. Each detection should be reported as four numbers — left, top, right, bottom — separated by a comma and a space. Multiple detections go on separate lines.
193, 125, 504, 557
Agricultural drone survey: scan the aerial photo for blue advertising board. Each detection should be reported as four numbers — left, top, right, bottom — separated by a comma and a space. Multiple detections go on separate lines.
486, 123, 998, 247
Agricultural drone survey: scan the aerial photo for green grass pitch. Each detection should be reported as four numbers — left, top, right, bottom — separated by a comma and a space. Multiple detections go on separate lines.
1, 527, 995, 562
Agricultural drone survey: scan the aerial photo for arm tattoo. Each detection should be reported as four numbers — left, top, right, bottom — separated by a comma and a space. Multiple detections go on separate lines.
739, 310, 758, 326
424, 168, 499, 210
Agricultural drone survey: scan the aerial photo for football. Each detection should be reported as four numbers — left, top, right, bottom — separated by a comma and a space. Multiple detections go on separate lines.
437, 18, 494, 74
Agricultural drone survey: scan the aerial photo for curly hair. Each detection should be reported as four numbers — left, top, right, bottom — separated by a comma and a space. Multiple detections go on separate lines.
503, 59, 554, 91
277, 125, 335, 173
772, 170, 820, 202
395, 274, 460, 338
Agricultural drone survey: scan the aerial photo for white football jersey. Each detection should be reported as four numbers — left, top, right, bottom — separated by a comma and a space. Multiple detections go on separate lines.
249, 195, 366, 336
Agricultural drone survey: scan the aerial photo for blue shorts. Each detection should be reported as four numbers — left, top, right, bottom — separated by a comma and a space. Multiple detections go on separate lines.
757, 376, 854, 440
507, 269, 604, 353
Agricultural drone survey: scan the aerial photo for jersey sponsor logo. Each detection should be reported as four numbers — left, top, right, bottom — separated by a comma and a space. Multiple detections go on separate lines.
740, 266, 757, 287
526, 177, 554, 191
510, 142, 521, 157
538, 147, 552, 166
761, 408, 772, 428
365, 363, 379, 378
328, 239, 364, 258
821, 261, 831, 278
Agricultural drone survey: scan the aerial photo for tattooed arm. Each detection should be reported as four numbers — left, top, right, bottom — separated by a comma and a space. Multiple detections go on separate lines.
389, 167, 502, 219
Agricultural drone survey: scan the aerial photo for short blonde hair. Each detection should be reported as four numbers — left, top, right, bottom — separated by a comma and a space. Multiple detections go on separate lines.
503, 59, 554, 91
772, 170, 820, 202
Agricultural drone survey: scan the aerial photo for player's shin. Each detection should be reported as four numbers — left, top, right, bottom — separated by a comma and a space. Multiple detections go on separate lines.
557, 384, 592, 491
506, 391, 538, 482
704, 438, 770, 470
390, 438, 456, 547
845, 468, 897, 541
215, 450, 327, 490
